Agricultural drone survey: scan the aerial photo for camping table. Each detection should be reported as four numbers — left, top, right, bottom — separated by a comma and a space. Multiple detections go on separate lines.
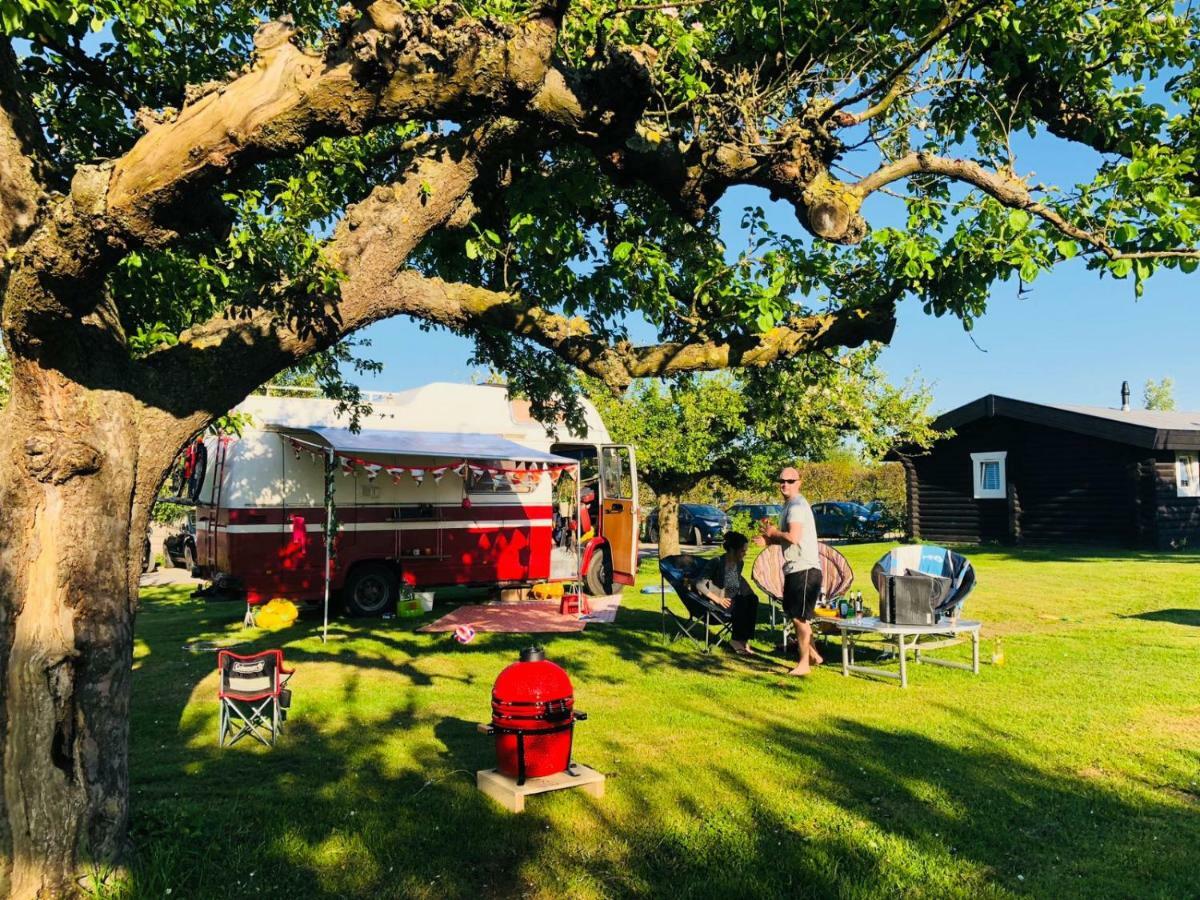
818, 616, 981, 688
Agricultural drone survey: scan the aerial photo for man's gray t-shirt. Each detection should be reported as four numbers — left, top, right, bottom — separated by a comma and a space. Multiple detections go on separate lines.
779, 495, 820, 575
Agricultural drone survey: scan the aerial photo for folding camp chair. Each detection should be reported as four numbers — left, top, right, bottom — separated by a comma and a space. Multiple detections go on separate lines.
751, 542, 855, 647
217, 649, 294, 747
658, 554, 735, 653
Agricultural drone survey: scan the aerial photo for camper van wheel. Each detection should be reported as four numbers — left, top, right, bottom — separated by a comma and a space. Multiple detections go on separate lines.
344, 563, 399, 617
583, 549, 613, 597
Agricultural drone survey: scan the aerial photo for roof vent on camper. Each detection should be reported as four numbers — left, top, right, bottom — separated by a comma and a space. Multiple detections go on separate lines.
1121, 381, 1131, 412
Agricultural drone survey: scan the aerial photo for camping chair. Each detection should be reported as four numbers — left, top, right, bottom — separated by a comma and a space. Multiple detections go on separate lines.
217, 649, 294, 747
870, 545, 975, 621
751, 542, 855, 647
658, 554, 735, 653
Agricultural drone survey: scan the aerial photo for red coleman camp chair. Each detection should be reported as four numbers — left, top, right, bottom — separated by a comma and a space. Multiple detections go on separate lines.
751, 542, 854, 643
217, 649, 294, 747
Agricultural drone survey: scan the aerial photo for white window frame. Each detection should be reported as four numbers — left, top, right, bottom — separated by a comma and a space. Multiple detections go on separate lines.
971, 451, 1007, 500
1176, 452, 1199, 498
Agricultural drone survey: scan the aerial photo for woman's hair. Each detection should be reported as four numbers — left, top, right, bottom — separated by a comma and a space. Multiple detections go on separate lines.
722, 531, 749, 551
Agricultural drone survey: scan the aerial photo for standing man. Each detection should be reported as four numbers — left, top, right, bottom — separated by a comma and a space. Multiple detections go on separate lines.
756, 466, 823, 675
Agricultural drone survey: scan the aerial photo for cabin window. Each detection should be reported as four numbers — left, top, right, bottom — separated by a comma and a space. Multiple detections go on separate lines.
1176, 452, 1199, 498
970, 451, 1007, 499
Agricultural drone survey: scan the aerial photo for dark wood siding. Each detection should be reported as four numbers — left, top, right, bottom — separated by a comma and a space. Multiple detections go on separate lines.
1151, 455, 1200, 550
907, 417, 1142, 546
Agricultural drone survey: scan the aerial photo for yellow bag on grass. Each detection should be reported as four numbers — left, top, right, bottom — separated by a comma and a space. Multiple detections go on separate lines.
256, 598, 299, 630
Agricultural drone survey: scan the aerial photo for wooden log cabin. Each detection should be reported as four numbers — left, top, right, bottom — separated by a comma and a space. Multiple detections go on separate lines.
896, 387, 1200, 549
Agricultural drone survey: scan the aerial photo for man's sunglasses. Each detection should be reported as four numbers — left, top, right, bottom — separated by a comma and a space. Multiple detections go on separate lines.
778, 478, 798, 484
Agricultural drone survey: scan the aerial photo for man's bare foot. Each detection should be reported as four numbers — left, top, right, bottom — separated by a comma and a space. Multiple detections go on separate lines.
809, 652, 824, 666
787, 664, 811, 676
730, 640, 750, 654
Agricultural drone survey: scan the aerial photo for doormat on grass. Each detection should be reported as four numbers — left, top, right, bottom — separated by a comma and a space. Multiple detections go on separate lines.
418, 603, 586, 634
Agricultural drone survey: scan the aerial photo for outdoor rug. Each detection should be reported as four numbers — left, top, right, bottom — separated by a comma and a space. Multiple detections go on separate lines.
580, 592, 622, 624
418, 602, 586, 634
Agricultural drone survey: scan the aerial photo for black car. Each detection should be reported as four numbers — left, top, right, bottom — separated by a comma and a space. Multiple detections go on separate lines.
726, 502, 783, 527
643, 503, 729, 545
164, 519, 197, 570
811, 501, 884, 539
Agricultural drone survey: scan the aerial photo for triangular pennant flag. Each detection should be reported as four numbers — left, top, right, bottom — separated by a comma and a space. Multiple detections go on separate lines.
410, 468, 425, 486
339, 456, 355, 476
549, 467, 563, 483
387, 466, 405, 485
432, 465, 450, 483
363, 463, 381, 481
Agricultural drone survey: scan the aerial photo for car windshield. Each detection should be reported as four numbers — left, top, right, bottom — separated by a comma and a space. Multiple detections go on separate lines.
689, 505, 724, 517
841, 502, 871, 516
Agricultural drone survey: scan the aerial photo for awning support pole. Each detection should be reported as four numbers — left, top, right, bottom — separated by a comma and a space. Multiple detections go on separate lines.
323, 447, 334, 644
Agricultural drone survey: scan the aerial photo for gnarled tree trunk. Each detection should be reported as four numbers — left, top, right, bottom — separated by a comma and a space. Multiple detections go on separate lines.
0, 368, 151, 897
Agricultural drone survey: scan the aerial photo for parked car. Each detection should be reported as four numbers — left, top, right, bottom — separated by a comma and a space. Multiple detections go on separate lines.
811, 501, 884, 539
164, 518, 197, 571
726, 502, 783, 526
643, 503, 730, 545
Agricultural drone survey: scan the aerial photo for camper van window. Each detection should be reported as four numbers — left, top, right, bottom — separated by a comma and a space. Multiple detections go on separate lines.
467, 465, 534, 494
601, 446, 633, 499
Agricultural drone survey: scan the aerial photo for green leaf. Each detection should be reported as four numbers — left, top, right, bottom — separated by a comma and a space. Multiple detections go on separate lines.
1056, 241, 1078, 260
1110, 258, 1133, 279
1007, 209, 1031, 231
612, 242, 634, 262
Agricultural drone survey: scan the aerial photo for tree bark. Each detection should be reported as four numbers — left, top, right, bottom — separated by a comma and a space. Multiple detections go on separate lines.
656, 492, 682, 559
0, 361, 152, 897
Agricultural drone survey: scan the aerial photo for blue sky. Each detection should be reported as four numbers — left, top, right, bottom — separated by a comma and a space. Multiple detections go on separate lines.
352, 119, 1199, 415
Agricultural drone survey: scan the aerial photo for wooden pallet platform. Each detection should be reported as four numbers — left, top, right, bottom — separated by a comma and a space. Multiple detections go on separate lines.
476, 764, 605, 813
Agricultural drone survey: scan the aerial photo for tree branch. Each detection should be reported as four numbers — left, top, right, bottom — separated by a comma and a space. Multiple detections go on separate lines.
855, 152, 1200, 261
0, 41, 47, 264
824, 0, 989, 125
103, 1, 567, 247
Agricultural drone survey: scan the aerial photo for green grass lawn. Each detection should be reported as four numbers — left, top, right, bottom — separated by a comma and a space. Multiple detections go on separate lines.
115, 543, 1200, 898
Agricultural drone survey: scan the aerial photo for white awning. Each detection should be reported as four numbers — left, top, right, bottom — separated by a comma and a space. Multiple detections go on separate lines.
276, 426, 576, 464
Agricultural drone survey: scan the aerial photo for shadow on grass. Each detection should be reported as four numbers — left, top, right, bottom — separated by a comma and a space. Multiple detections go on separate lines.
1123, 608, 1200, 627
123, 583, 1200, 898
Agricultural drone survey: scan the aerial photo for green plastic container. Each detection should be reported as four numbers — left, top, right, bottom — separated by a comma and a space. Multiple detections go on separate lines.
397, 597, 423, 618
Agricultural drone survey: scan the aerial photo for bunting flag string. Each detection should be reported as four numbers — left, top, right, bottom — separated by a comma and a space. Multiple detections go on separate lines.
284, 437, 578, 483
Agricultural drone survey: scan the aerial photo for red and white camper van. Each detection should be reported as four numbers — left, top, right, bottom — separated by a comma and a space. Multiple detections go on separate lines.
192, 384, 638, 615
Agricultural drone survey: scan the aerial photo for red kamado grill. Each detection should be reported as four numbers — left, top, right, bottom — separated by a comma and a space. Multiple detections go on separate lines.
485, 646, 586, 785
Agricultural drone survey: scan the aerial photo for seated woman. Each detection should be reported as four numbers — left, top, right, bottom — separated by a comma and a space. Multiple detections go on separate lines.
696, 531, 760, 655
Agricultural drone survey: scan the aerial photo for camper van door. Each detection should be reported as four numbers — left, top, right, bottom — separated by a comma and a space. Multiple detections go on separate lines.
599, 445, 639, 585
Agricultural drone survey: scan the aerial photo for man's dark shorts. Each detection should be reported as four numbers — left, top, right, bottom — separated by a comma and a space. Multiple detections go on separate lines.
783, 568, 823, 621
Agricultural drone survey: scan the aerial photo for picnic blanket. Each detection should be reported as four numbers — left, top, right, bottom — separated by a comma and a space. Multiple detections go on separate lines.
580, 592, 622, 624
418, 602, 586, 634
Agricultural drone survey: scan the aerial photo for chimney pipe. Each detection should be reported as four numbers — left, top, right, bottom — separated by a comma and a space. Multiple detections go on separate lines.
1121, 381, 1131, 412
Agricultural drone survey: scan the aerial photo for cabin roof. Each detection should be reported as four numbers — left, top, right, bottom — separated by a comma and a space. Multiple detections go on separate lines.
931, 395, 1200, 451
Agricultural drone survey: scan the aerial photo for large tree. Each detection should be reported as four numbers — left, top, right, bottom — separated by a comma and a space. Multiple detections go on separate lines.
1, 0, 1199, 892
591, 351, 936, 556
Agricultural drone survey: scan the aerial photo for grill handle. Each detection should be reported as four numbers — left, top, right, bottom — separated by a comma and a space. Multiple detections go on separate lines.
573, 711, 587, 721
476, 722, 495, 735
